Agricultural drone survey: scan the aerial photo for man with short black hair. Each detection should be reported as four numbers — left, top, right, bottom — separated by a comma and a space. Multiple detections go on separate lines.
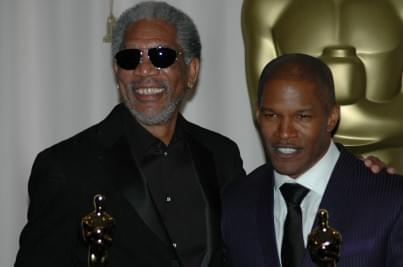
222, 53, 403, 267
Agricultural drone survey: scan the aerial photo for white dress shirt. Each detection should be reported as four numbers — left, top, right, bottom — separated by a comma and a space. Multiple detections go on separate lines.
273, 141, 340, 260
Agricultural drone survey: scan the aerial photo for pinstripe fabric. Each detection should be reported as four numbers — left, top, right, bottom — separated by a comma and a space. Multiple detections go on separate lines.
222, 144, 403, 267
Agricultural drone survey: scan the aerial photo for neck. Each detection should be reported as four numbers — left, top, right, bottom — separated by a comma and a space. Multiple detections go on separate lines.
141, 113, 178, 145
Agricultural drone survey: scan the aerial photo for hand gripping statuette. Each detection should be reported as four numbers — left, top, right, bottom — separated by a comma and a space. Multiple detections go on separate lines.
82, 194, 115, 267
308, 209, 342, 267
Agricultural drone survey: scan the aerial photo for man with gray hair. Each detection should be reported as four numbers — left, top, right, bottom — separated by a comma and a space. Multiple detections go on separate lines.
15, 2, 245, 266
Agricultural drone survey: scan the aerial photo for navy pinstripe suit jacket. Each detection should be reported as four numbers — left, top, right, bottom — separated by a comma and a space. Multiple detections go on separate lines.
222, 145, 403, 266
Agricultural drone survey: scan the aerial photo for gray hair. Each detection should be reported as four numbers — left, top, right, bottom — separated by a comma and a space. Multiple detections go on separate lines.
111, 1, 201, 64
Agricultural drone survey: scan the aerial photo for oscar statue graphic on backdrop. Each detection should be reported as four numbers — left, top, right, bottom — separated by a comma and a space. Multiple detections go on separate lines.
241, 0, 403, 173
82, 194, 115, 267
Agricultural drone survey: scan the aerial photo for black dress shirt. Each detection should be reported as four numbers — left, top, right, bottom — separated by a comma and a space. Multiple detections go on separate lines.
122, 108, 206, 267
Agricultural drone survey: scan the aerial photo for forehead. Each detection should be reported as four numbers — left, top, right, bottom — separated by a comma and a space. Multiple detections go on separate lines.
261, 79, 321, 106
123, 19, 179, 48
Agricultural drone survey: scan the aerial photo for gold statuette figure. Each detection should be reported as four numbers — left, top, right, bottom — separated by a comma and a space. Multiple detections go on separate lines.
308, 209, 342, 267
82, 194, 115, 267
242, 0, 403, 173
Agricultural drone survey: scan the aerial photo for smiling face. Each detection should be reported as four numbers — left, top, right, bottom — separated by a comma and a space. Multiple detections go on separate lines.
257, 78, 339, 178
114, 19, 199, 126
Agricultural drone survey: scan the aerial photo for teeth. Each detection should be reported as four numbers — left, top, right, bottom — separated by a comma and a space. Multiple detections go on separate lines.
136, 88, 164, 95
277, 147, 297, 154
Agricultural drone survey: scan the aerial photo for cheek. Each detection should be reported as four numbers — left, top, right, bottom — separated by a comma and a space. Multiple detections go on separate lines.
259, 122, 275, 141
119, 85, 132, 98
116, 70, 133, 85
305, 125, 330, 150
171, 75, 187, 90
301, 119, 326, 137
165, 64, 189, 89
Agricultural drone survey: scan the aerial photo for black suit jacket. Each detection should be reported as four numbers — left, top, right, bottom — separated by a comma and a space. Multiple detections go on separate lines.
15, 104, 245, 267
222, 145, 403, 266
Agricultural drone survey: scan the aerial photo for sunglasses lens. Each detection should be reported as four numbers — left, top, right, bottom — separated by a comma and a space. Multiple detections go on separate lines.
115, 49, 141, 70
148, 47, 178, 68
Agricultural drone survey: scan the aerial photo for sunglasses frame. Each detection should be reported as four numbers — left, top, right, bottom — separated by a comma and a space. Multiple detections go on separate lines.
115, 46, 182, 70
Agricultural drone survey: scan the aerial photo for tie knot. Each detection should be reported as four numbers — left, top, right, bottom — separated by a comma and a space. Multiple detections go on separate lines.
280, 183, 309, 206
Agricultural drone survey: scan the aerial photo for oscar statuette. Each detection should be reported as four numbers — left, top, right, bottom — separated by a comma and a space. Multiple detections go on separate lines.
82, 194, 115, 267
308, 209, 342, 267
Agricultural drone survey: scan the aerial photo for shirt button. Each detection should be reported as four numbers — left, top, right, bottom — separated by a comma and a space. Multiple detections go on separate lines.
163, 151, 168, 156
172, 242, 177, 248
165, 196, 172, 203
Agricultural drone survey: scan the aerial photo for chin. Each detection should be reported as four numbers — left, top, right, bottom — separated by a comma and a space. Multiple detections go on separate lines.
272, 163, 301, 178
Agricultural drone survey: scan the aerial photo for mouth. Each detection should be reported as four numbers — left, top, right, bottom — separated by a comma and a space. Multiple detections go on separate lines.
271, 145, 302, 158
131, 87, 167, 104
135, 87, 165, 95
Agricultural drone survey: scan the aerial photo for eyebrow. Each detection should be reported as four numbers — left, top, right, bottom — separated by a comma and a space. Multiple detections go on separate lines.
260, 106, 314, 112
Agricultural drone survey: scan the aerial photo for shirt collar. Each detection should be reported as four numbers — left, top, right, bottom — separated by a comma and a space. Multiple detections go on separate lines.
120, 105, 185, 160
274, 141, 340, 196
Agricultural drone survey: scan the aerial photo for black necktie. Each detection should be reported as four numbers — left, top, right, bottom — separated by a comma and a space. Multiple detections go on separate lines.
280, 183, 309, 267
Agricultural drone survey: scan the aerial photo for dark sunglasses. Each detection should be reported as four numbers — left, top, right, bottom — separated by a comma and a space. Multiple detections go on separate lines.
114, 46, 182, 70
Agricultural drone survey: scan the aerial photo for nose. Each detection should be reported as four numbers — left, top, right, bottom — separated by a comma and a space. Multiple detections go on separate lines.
134, 54, 159, 76
277, 118, 297, 139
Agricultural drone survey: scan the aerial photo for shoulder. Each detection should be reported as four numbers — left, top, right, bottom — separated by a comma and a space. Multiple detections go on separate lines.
337, 144, 403, 181
181, 117, 246, 187
36, 104, 124, 163
223, 163, 273, 203
37, 123, 100, 164
335, 144, 403, 201
182, 117, 243, 165
28, 122, 101, 196
248, 163, 274, 180
221, 163, 273, 233
183, 118, 239, 149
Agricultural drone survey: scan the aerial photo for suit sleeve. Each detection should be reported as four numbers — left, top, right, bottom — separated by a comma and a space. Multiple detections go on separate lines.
219, 140, 246, 193
387, 204, 403, 266
15, 151, 86, 267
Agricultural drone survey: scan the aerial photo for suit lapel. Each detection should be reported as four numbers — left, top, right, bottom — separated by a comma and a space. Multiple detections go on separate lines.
96, 105, 171, 245
257, 166, 281, 267
186, 135, 221, 266
315, 149, 355, 231
301, 148, 356, 266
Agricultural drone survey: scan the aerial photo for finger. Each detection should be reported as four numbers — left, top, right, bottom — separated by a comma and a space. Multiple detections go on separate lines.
370, 165, 381, 174
386, 167, 396, 175
364, 158, 372, 167
365, 156, 385, 168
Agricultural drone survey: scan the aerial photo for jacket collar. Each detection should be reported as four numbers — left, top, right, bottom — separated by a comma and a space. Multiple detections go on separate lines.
257, 164, 282, 266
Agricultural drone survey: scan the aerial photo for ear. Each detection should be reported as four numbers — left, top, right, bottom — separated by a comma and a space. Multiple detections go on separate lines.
186, 58, 200, 89
327, 105, 340, 133
255, 102, 261, 122
113, 62, 119, 75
